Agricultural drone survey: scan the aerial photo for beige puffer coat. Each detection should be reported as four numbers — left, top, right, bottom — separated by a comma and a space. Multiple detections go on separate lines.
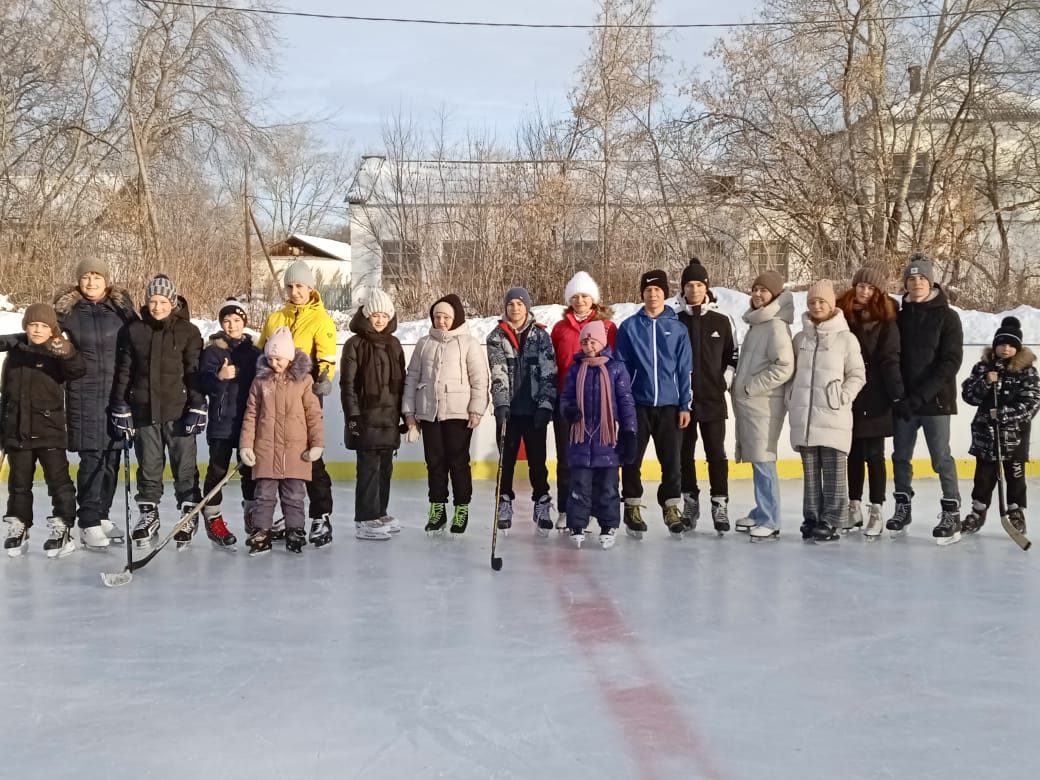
402, 322, 489, 422
787, 310, 866, 454
239, 351, 325, 480
732, 291, 795, 463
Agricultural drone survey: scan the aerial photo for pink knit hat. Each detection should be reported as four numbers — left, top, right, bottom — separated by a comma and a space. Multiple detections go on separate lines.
264, 326, 295, 359
579, 320, 608, 348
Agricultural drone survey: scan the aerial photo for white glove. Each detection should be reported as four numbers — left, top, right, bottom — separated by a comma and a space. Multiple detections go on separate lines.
406, 425, 421, 443
302, 446, 324, 462
239, 448, 256, 467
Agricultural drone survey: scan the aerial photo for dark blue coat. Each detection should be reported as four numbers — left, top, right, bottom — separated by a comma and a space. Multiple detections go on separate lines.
198, 331, 261, 442
54, 286, 137, 452
560, 348, 637, 469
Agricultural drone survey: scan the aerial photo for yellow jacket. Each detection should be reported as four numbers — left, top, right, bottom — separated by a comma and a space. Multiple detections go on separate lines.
259, 291, 338, 380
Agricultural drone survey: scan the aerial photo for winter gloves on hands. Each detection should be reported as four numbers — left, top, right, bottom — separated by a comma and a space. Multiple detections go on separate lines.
303, 447, 324, 462
312, 366, 332, 396
46, 336, 74, 358
533, 408, 553, 428
615, 430, 638, 465
563, 405, 582, 424
406, 425, 421, 443
239, 448, 256, 467
182, 407, 208, 435
110, 404, 134, 438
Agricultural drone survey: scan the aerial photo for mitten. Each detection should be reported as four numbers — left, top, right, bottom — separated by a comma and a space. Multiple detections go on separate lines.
239, 448, 257, 467
615, 430, 638, 465
302, 446, 324, 462
312, 366, 332, 396
533, 408, 552, 428
47, 336, 73, 358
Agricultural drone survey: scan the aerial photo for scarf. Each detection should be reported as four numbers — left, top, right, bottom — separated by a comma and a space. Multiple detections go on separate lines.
570, 355, 617, 446
354, 331, 403, 404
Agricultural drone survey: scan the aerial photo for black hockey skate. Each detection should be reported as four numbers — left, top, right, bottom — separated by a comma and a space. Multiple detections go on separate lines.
1007, 504, 1027, 535
886, 493, 912, 537
710, 496, 729, 534
174, 503, 198, 550
681, 493, 699, 531
132, 503, 160, 548
932, 499, 961, 546
425, 502, 448, 534
663, 504, 685, 537
309, 514, 333, 548
800, 518, 816, 541
285, 527, 307, 554
246, 529, 271, 557
962, 502, 987, 535
270, 515, 286, 541
623, 503, 647, 540
450, 504, 469, 535
205, 514, 237, 549
812, 520, 840, 543
497, 496, 513, 532
4, 517, 29, 558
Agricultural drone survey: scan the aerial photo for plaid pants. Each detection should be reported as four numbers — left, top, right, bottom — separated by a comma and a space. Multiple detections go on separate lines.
801, 446, 848, 527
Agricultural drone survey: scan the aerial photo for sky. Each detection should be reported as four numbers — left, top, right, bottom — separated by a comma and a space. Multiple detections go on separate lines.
258, 0, 760, 153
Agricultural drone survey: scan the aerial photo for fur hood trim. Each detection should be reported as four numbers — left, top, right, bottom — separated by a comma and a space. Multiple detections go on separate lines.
53, 284, 134, 317
255, 348, 313, 381
982, 345, 1036, 372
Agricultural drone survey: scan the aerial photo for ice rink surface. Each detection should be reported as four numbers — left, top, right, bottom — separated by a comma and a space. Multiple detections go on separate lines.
2, 477, 1039, 780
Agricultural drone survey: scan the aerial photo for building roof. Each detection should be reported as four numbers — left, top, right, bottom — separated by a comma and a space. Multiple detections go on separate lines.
272, 234, 351, 262
890, 78, 1040, 123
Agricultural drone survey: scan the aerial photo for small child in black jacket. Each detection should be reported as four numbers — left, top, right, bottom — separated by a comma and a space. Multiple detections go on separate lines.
1, 304, 86, 557
961, 317, 1040, 536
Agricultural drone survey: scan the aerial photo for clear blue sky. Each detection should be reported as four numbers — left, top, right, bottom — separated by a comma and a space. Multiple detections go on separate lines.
259, 0, 758, 151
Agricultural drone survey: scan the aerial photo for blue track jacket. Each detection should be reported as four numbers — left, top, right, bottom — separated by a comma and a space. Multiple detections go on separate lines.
616, 306, 693, 411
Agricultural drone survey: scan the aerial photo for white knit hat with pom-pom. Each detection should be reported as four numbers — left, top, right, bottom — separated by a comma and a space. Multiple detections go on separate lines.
564, 271, 600, 305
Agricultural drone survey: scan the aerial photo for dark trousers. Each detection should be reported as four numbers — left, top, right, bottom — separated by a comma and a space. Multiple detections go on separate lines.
306, 457, 333, 519
204, 439, 255, 509
421, 419, 473, 504
679, 418, 729, 498
497, 414, 550, 501
134, 421, 200, 507
621, 405, 683, 506
356, 448, 394, 522
972, 459, 1027, 509
253, 478, 307, 530
553, 407, 572, 512
568, 466, 621, 531
848, 436, 887, 505
801, 446, 848, 526
76, 447, 122, 528
5, 447, 77, 525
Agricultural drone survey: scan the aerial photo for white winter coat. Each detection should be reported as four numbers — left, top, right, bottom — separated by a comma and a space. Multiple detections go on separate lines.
787, 310, 866, 454
403, 322, 489, 422
733, 292, 795, 463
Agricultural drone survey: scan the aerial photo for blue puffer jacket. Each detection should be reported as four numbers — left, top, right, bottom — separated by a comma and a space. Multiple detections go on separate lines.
615, 307, 692, 411
560, 348, 637, 469
197, 331, 261, 441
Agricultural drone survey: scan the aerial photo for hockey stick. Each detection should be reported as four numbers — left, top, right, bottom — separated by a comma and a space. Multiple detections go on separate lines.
490, 420, 507, 572
991, 381, 1031, 551
101, 465, 240, 587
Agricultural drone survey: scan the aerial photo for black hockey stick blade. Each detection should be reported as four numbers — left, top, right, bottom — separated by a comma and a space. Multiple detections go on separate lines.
1000, 514, 1032, 551
491, 553, 503, 571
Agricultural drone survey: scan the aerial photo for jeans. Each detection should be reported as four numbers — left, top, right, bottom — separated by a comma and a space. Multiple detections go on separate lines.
892, 414, 960, 502
747, 461, 781, 529
355, 448, 394, 522
76, 448, 122, 528
133, 421, 200, 507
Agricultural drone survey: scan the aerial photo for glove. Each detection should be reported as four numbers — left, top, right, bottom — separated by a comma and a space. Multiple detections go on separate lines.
347, 416, 362, 439
563, 405, 582, 424
406, 425, 421, 443
312, 367, 332, 396
615, 430, 638, 465
302, 446, 324, 462
893, 397, 916, 421
110, 404, 135, 438
182, 407, 207, 435
494, 406, 509, 428
46, 336, 73, 358
533, 408, 552, 428
239, 448, 256, 467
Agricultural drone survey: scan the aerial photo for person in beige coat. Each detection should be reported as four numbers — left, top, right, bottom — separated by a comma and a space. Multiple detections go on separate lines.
732, 270, 795, 538
239, 327, 325, 556
788, 280, 866, 543
403, 294, 489, 535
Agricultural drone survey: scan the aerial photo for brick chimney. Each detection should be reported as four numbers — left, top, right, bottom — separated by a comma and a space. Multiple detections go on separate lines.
908, 65, 922, 96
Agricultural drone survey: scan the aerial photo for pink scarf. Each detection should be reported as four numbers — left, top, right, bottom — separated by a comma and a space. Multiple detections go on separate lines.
570, 355, 617, 446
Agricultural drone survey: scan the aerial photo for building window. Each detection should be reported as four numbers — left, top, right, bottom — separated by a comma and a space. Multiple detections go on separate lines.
381, 240, 421, 283
749, 239, 790, 278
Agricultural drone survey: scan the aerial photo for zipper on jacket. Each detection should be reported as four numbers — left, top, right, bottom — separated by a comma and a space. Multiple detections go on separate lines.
652, 317, 659, 405
805, 324, 821, 442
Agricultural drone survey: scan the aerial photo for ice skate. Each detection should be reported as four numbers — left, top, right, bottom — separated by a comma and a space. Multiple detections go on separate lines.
734, 515, 754, 533
555, 511, 567, 534
425, 502, 448, 535
1007, 504, 1027, 535
98, 518, 125, 544
800, 518, 816, 541
623, 502, 646, 540
204, 511, 237, 549
932, 499, 961, 546
497, 496, 513, 533
749, 524, 779, 542
80, 524, 112, 551
4, 517, 28, 557
599, 528, 617, 550
812, 520, 840, 543
569, 527, 585, 548
533, 495, 554, 537
663, 503, 685, 538
962, 501, 987, 535
285, 527, 307, 553
132, 503, 159, 548
270, 515, 286, 541
681, 493, 699, 531
863, 504, 884, 540
887, 493, 912, 537
845, 500, 863, 533
711, 496, 730, 534
174, 503, 198, 550
243, 500, 257, 536
43, 517, 75, 559
378, 514, 402, 534
309, 514, 333, 548
355, 520, 392, 541
450, 504, 469, 536
246, 529, 271, 556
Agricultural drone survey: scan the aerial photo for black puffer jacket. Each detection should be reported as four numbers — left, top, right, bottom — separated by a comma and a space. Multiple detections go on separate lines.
110, 297, 204, 427
675, 292, 738, 422
839, 292, 905, 438
198, 331, 261, 442
962, 347, 1040, 461
54, 285, 137, 451
339, 308, 405, 451
1, 335, 86, 450
898, 286, 963, 416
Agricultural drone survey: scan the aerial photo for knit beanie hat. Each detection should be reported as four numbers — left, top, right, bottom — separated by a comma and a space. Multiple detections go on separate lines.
681, 257, 710, 288
504, 286, 532, 314
145, 274, 179, 304
75, 258, 110, 283
264, 326, 295, 360
363, 289, 395, 319
429, 293, 466, 330
564, 271, 601, 305
639, 269, 670, 297
579, 320, 608, 349
993, 316, 1023, 349
22, 302, 61, 336
852, 263, 888, 290
903, 253, 934, 286
806, 279, 837, 311
751, 269, 785, 298
218, 297, 247, 324
283, 260, 315, 289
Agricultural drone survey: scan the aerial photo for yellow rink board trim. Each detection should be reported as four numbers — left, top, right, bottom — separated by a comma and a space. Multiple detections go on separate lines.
5, 459, 1038, 482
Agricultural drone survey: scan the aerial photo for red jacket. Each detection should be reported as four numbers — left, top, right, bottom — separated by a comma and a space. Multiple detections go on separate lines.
550, 307, 617, 394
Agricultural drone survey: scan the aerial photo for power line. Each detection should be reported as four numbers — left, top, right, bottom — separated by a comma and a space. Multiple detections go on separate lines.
141, 0, 1032, 31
